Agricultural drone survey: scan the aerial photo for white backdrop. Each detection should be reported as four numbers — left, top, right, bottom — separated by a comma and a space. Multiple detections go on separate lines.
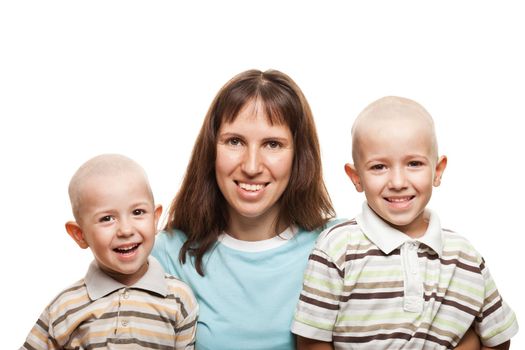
1, 1, 522, 348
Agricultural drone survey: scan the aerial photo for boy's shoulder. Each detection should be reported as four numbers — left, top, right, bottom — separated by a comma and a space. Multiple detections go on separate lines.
164, 273, 197, 302
44, 277, 90, 317
440, 227, 484, 266
314, 218, 364, 257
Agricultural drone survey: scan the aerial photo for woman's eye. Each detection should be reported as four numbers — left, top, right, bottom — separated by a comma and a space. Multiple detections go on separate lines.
266, 140, 282, 149
99, 215, 113, 222
133, 209, 146, 216
227, 138, 242, 146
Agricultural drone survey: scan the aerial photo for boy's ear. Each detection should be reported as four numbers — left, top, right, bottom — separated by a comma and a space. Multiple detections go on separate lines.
344, 163, 364, 192
65, 221, 89, 249
433, 155, 448, 187
154, 204, 163, 232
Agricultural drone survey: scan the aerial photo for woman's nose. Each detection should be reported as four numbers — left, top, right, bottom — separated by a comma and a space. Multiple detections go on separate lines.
241, 146, 263, 176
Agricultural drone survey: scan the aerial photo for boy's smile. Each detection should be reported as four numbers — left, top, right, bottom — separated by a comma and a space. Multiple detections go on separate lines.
346, 107, 447, 238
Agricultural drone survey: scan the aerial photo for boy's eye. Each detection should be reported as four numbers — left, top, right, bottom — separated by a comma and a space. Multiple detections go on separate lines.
99, 215, 114, 222
370, 164, 385, 171
132, 209, 146, 216
408, 161, 423, 167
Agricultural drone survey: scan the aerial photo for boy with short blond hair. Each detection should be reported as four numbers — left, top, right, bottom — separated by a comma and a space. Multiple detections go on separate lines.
22, 154, 198, 350
292, 97, 518, 349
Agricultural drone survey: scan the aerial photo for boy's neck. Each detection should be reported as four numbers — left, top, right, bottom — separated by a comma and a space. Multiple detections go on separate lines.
100, 260, 149, 286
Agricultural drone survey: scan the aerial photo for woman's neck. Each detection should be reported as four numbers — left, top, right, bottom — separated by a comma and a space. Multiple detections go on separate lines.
226, 207, 287, 241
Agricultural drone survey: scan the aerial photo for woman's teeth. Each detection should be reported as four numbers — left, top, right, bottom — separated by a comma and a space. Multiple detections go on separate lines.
239, 183, 265, 191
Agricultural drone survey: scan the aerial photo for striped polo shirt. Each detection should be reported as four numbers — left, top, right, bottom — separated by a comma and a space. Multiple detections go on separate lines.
292, 204, 518, 349
22, 257, 198, 350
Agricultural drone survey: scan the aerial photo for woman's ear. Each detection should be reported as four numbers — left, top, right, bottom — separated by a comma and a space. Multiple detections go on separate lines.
345, 163, 364, 192
65, 221, 89, 249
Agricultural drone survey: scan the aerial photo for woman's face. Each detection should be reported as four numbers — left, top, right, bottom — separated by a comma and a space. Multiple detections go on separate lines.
215, 100, 294, 227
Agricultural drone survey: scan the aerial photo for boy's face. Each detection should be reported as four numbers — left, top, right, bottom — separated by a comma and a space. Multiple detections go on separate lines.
66, 172, 162, 285
346, 117, 446, 238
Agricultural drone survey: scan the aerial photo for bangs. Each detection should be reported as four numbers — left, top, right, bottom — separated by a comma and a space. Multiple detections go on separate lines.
216, 89, 298, 133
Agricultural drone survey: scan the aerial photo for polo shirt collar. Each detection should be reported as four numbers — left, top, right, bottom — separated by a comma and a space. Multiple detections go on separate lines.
85, 256, 168, 300
356, 202, 443, 257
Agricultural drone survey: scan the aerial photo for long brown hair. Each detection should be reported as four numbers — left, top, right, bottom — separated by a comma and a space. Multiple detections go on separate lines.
166, 69, 334, 275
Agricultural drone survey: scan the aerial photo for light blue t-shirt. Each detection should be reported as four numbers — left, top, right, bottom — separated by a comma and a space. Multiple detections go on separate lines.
152, 226, 321, 350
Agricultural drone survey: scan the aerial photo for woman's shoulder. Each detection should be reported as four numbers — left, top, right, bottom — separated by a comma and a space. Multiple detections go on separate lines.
153, 229, 188, 256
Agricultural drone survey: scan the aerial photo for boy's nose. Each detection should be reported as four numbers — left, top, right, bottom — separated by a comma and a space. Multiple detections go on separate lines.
117, 219, 134, 237
241, 146, 263, 176
388, 167, 408, 189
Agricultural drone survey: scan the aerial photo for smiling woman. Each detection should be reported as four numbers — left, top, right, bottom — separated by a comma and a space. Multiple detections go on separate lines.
215, 99, 295, 240
151, 69, 335, 350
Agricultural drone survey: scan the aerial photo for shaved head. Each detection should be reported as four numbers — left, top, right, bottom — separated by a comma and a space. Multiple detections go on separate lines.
68, 154, 152, 221
351, 96, 438, 165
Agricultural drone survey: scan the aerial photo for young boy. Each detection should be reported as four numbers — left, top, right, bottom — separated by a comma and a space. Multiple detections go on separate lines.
292, 97, 518, 349
21, 154, 198, 350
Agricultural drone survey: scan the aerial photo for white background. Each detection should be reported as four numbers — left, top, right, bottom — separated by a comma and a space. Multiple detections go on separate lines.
1, 1, 522, 348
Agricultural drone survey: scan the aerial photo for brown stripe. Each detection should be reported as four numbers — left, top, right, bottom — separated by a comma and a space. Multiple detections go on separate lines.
326, 219, 357, 236
341, 291, 404, 301
423, 290, 482, 310
480, 296, 503, 320
176, 318, 197, 333
52, 300, 92, 328
440, 258, 481, 274
36, 318, 48, 332
166, 295, 189, 318
417, 250, 439, 261
299, 293, 339, 310
346, 248, 391, 261
303, 285, 340, 302
441, 298, 479, 317
309, 253, 344, 278
85, 338, 176, 350
97, 310, 179, 329
333, 331, 452, 348
48, 283, 85, 306
22, 342, 37, 350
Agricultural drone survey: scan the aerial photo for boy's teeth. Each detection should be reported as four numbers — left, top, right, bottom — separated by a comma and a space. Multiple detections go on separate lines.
114, 244, 139, 253
239, 183, 264, 191
388, 197, 411, 202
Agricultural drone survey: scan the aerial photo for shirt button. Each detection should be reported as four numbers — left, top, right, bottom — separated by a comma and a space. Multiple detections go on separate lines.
122, 320, 129, 327
123, 291, 129, 299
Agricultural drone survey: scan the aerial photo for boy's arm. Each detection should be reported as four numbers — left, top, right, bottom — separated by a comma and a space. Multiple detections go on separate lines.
454, 327, 480, 350
481, 340, 510, 350
296, 336, 334, 350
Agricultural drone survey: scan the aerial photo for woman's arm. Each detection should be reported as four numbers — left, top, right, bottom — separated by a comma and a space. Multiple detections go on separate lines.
296, 336, 333, 350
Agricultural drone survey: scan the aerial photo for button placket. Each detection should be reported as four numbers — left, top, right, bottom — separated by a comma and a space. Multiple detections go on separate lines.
402, 241, 423, 313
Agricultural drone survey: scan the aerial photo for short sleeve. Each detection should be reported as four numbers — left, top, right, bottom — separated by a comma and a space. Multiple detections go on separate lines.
21, 307, 60, 350
173, 284, 199, 350
475, 259, 519, 347
292, 239, 345, 342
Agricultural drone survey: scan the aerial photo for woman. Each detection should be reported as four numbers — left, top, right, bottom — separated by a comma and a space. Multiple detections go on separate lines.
153, 69, 334, 349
